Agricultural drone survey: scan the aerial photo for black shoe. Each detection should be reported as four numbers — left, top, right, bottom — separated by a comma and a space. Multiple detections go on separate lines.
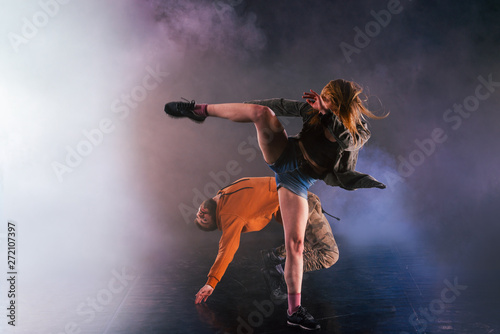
261, 248, 284, 269
164, 99, 206, 123
261, 268, 287, 302
287, 306, 320, 330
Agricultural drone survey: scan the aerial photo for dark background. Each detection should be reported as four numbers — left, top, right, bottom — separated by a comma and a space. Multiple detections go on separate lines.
141, 0, 500, 283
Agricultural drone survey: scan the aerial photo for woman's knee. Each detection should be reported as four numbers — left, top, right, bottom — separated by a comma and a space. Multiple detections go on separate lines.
286, 236, 305, 256
250, 105, 272, 122
252, 105, 283, 130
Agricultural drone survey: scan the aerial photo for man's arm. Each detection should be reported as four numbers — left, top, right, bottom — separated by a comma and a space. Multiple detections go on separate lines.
195, 285, 214, 304
195, 216, 244, 303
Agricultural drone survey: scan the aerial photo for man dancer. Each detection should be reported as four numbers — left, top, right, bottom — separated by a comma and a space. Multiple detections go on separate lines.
193, 177, 339, 309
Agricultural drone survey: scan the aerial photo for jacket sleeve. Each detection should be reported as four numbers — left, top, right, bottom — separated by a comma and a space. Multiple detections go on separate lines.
244, 98, 310, 118
323, 112, 371, 151
205, 215, 244, 289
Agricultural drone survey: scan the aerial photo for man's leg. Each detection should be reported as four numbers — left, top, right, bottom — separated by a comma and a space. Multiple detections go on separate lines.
302, 193, 339, 272
274, 192, 339, 272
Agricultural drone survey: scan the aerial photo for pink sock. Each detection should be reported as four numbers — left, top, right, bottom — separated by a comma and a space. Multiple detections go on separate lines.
194, 104, 208, 117
288, 293, 301, 315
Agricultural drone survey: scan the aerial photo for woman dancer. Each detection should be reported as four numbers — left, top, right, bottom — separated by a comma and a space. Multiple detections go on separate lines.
164, 79, 386, 330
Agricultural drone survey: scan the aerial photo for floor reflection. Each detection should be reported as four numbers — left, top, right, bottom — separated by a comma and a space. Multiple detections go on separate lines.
96, 229, 498, 333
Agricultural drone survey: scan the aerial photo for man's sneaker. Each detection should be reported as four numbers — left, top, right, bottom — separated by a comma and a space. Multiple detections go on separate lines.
287, 306, 321, 330
261, 267, 286, 302
260, 248, 284, 269
164, 99, 206, 123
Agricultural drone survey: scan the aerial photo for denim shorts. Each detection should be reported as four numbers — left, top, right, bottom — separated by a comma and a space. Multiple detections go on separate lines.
268, 137, 318, 199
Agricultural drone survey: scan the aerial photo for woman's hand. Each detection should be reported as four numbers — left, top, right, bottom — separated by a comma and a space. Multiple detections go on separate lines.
302, 89, 329, 114
195, 285, 214, 304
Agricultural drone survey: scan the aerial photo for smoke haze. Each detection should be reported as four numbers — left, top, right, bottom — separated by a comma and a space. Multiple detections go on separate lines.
1, 0, 499, 332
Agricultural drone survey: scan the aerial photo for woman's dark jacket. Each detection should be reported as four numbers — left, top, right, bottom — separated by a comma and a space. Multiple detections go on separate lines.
245, 98, 386, 191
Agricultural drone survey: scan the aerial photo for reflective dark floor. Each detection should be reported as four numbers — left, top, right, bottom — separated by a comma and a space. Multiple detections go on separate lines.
82, 226, 499, 334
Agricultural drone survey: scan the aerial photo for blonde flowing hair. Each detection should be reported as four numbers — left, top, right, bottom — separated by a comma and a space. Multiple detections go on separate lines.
309, 79, 387, 147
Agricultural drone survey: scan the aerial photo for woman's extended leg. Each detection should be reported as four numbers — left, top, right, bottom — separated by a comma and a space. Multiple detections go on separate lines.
207, 103, 287, 164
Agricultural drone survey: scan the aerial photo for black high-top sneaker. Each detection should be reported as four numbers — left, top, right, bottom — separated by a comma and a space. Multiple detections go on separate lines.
287, 306, 321, 330
164, 99, 206, 123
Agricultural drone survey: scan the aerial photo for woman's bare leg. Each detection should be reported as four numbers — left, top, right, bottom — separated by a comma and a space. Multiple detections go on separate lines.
207, 103, 287, 164
278, 187, 308, 302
